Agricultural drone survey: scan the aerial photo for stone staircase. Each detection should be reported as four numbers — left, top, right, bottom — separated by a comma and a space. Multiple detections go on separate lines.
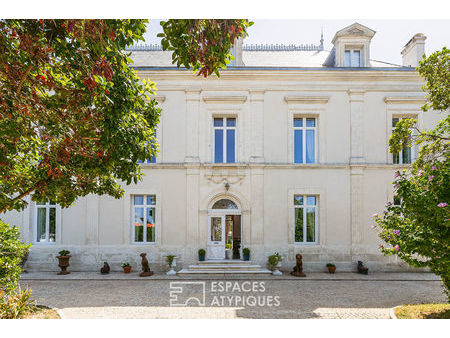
177, 260, 271, 275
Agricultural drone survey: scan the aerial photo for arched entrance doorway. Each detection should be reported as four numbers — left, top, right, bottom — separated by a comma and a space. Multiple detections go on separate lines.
207, 198, 242, 260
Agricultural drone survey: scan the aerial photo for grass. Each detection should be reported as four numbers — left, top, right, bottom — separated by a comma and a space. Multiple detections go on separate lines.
394, 304, 450, 319
20, 305, 61, 319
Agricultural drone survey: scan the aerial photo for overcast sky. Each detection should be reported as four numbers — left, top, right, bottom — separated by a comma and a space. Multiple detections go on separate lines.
143, 19, 450, 66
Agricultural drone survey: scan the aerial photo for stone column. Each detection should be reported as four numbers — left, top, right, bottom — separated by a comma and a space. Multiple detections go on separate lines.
185, 90, 201, 163
249, 90, 265, 163
186, 168, 200, 246
250, 168, 264, 245
350, 166, 364, 251
85, 194, 99, 245
348, 89, 365, 164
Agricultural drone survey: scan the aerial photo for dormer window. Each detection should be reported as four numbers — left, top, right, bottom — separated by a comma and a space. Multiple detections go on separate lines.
344, 49, 361, 67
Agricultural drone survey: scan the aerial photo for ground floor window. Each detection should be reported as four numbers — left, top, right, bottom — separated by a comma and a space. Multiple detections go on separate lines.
133, 195, 156, 243
35, 202, 56, 243
294, 195, 318, 244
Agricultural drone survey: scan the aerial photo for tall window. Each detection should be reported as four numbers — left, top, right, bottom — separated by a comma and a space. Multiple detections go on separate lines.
294, 117, 316, 163
35, 202, 56, 243
344, 49, 361, 67
133, 195, 156, 243
138, 132, 157, 164
214, 117, 236, 163
294, 195, 318, 244
392, 118, 412, 164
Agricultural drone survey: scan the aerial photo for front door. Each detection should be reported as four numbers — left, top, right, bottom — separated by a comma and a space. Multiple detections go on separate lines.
207, 215, 225, 259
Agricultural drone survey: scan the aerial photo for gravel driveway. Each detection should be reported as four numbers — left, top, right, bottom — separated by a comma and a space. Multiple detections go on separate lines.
19, 273, 446, 319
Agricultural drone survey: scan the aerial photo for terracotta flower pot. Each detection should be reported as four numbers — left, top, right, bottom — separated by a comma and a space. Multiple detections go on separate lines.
327, 266, 336, 274
56, 255, 71, 275
123, 266, 132, 273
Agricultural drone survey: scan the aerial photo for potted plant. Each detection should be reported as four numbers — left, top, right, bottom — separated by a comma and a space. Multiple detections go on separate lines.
225, 244, 232, 260
267, 252, 283, 276
121, 262, 131, 273
56, 250, 71, 275
326, 263, 336, 274
243, 248, 250, 261
166, 255, 177, 275
198, 249, 206, 262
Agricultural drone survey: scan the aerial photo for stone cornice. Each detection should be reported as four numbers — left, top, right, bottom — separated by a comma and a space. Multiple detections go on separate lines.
384, 96, 426, 104
284, 95, 329, 104
202, 95, 247, 104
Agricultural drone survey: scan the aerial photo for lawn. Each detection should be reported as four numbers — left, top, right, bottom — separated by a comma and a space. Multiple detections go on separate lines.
394, 304, 450, 319
20, 305, 60, 319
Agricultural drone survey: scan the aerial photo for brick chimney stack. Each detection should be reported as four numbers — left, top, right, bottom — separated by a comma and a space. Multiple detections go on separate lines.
401, 33, 427, 67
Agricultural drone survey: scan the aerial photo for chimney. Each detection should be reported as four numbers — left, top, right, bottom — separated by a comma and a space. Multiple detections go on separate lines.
401, 33, 427, 67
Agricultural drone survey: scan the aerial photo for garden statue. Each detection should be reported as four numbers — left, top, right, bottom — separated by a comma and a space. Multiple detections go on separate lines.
357, 261, 369, 275
291, 254, 306, 277
100, 262, 110, 274
139, 253, 153, 277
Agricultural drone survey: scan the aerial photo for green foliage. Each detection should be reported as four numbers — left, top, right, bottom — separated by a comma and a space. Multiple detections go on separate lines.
58, 250, 70, 256
225, 243, 232, 249
0, 220, 30, 294
326, 263, 335, 268
0, 285, 35, 319
198, 249, 206, 256
375, 48, 450, 299
166, 254, 176, 268
121, 262, 130, 268
417, 47, 450, 112
243, 247, 250, 255
158, 19, 253, 77
267, 252, 282, 270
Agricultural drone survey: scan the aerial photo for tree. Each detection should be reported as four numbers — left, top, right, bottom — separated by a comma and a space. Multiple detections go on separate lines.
373, 47, 449, 298
0, 19, 251, 213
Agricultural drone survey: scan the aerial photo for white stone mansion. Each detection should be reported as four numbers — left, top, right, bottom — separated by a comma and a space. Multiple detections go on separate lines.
3, 22, 445, 272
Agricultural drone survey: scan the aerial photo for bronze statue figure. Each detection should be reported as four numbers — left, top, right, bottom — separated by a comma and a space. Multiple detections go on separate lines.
291, 254, 306, 277
139, 253, 153, 277
100, 262, 110, 274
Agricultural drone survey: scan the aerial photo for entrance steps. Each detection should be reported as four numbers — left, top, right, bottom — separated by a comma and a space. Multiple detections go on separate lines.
177, 260, 272, 275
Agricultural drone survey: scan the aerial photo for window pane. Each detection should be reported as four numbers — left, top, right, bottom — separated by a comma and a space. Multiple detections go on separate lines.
49, 207, 56, 242
306, 118, 315, 127
294, 208, 303, 242
393, 153, 399, 164
226, 118, 236, 127
352, 50, 360, 67
149, 156, 156, 163
211, 217, 222, 241
402, 147, 411, 164
306, 129, 315, 163
226, 129, 235, 163
212, 199, 238, 209
344, 50, 351, 67
294, 196, 304, 205
134, 207, 144, 242
214, 118, 223, 127
214, 129, 223, 163
293, 118, 303, 127
294, 129, 303, 163
306, 196, 316, 205
146, 195, 155, 205
394, 196, 401, 206
146, 208, 155, 242
306, 208, 316, 242
37, 208, 46, 242
134, 195, 144, 205
392, 118, 399, 128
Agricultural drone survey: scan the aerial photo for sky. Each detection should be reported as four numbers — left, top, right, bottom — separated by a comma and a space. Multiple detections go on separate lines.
143, 20, 450, 65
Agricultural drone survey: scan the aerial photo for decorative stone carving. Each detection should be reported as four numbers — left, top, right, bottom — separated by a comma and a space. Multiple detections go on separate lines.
139, 253, 154, 277
291, 254, 306, 277
100, 262, 110, 274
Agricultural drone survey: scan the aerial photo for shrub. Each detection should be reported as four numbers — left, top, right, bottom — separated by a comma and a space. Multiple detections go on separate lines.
198, 249, 206, 256
121, 262, 130, 268
0, 220, 30, 295
166, 255, 176, 268
243, 248, 250, 255
0, 285, 35, 319
58, 250, 70, 256
326, 263, 336, 268
267, 252, 282, 270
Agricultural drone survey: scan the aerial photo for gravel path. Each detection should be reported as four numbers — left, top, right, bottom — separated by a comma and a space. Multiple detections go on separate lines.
19, 274, 446, 319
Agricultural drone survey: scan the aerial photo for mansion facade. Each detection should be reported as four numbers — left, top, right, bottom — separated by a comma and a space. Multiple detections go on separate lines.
3, 23, 445, 272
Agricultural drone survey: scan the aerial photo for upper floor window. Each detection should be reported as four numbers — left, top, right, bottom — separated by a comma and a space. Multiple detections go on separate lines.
344, 49, 361, 67
294, 195, 318, 244
133, 195, 156, 243
392, 118, 413, 164
214, 117, 236, 163
294, 117, 316, 164
35, 201, 56, 243
138, 131, 158, 164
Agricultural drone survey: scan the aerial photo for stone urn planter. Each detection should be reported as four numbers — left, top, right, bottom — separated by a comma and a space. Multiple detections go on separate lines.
198, 249, 206, 262
268, 252, 283, 276
225, 249, 232, 260
243, 248, 250, 261
56, 250, 71, 275
166, 255, 177, 275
